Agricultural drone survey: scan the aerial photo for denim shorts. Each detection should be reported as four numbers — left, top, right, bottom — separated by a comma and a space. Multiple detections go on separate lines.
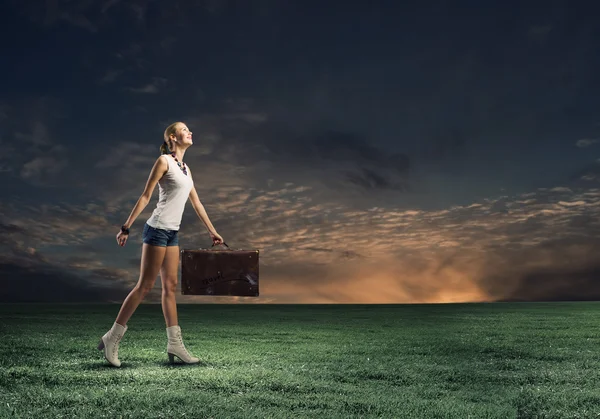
142, 223, 179, 247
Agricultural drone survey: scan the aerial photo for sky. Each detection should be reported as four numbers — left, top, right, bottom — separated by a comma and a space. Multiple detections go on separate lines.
1, 0, 600, 304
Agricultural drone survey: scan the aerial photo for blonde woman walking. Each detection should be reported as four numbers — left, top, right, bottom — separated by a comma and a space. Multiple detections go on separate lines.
98, 122, 224, 367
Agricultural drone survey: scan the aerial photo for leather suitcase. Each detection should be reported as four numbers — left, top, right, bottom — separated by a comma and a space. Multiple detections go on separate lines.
180, 244, 259, 297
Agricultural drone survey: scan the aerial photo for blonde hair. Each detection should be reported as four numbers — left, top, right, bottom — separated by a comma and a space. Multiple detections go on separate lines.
160, 122, 183, 154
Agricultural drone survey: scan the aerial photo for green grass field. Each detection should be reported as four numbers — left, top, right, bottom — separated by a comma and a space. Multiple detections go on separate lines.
1, 303, 600, 418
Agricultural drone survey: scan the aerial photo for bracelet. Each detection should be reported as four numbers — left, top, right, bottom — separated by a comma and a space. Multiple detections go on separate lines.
121, 225, 130, 235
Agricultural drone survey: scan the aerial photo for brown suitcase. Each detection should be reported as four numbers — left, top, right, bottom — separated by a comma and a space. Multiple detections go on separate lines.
180, 244, 259, 297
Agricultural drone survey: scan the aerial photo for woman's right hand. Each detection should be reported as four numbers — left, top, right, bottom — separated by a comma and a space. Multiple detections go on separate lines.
116, 231, 129, 247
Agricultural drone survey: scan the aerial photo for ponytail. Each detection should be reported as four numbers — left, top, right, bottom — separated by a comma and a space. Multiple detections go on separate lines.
160, 141, 171, 155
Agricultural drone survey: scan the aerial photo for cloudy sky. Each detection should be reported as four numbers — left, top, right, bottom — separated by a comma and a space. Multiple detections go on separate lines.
1, 0, 600, 304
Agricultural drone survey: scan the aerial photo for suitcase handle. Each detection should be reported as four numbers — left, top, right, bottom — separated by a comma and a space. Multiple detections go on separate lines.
211, 242, 230, 249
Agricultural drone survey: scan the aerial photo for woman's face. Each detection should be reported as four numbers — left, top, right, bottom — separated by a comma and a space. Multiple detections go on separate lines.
172, 123, 193, 147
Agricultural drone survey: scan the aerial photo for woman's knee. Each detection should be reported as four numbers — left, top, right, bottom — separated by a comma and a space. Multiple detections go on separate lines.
162, 278, 178, 295
134, 283, 154, 297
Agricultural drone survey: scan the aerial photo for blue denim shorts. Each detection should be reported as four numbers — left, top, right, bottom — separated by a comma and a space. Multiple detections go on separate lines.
142, 223, 179, 247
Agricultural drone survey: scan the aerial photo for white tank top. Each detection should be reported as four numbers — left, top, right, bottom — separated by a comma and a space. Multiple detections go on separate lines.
146, 154, 194, 231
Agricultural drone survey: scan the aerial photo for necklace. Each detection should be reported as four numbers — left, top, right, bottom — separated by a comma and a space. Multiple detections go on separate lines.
170, 152, 188, 176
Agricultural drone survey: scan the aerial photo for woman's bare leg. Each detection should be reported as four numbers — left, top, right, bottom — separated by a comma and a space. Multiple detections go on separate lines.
160, 245, 180, 327
115, 243, 167, 326
161, 245, 199, 363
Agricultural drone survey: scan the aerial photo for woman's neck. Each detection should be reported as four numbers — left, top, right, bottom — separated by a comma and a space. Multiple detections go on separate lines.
171, 149, 185, 162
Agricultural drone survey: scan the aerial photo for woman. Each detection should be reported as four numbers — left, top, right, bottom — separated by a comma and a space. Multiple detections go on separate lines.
97, 121, 224, 367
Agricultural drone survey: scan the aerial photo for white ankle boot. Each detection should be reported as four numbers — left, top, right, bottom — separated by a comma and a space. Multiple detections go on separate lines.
166, 325, 200, 364
97, 322, 127, 367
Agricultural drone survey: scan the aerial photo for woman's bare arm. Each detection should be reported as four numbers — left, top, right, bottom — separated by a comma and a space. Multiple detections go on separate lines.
122, 156, 168, 229
188, 171, 218, 235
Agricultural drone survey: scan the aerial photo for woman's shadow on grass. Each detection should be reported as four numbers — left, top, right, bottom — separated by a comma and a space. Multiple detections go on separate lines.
81, 362, 137, 370
81, 360, 210, 370
157, 359, 210, 368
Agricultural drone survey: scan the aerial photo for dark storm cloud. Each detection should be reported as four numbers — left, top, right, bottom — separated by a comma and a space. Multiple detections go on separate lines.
0, 220, 48, 245
307, 131, 409, 174
244, 125, 412, 192
0, 223, 27, 235
0, 244, 130, 303
0, 263, 126, 302
309, 131, 411, 191
481, 237, 600, 302
0, 243, 161, 303
345, 168, 404, 191
501, 263, 600, 302
568, 160, 600, 185
0, 201, 117, 247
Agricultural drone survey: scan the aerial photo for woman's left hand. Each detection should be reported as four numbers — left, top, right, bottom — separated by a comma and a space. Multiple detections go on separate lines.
210, 231, 224, 245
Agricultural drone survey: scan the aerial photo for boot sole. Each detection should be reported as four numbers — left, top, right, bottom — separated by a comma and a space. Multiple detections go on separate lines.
168, 352, 200, 364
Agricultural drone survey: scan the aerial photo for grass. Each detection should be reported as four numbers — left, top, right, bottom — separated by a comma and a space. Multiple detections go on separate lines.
1, 303, 600, 418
